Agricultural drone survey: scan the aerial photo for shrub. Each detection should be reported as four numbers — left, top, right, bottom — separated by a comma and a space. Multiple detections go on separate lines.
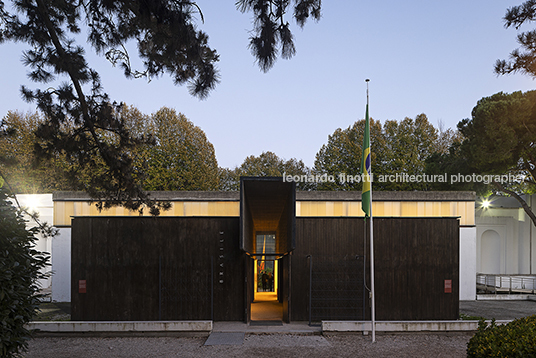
0, 187, 50, 357
467, 315, 536, 357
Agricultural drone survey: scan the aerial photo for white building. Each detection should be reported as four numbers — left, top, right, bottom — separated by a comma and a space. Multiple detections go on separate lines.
14, 194, 54, 298
476, 195, 536, 294
18, 191, 483, 303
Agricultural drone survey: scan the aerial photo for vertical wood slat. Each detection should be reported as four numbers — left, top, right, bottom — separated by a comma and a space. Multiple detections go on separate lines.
72, 216, 459, 321
71, 217, 244, 321
292, 217, 459, 321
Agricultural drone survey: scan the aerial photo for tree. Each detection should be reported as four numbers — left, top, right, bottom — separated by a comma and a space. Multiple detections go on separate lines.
135, 107, 219, 191
313, 118, 386, 190
0, 185, 50, 357
236, 0, 321, 71
221, 151, 314, 190
452, 91, 536, 226
313, 114, 440, 191
496, 0, 536, 77
433, 120, 463, 155
382, 114, 438, 190
1, 106, 220, 194
0, 0, 320, 210
0, 111, 76, 193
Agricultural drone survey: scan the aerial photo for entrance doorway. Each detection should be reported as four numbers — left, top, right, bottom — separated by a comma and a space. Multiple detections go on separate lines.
240, 178, 295, 323
251, 258, 282, 321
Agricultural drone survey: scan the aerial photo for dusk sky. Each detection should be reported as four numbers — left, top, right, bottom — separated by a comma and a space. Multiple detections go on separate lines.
1, 1, 535, 169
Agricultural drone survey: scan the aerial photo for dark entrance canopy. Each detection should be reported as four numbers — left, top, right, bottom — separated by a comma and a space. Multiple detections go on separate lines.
240, 177, 296, 257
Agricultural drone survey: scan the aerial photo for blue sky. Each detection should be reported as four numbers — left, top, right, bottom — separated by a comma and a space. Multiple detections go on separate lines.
1, 1, 535, 169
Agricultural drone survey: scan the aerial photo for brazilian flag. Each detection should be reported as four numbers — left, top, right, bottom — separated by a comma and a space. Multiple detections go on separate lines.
361, 104, 371, 217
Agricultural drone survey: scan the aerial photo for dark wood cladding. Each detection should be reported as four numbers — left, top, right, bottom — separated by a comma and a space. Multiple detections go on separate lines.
292, 217, 459, 321
71, 217, 244, 321
72, 215, 459, 321
240, 177, 295, 255
374, 217, 459, 320
292, 218, 365, 321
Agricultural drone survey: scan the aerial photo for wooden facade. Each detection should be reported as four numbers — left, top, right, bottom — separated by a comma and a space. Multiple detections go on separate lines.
71, 216, 459, 321
71, 217, 244, 321
290, 217, 459, 321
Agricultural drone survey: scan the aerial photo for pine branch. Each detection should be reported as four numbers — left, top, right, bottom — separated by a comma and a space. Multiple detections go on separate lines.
494, 181, 536, 227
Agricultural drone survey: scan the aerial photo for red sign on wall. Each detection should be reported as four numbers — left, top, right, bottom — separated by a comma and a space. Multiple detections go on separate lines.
444, 279, 452, 294
79, 280, 87, 294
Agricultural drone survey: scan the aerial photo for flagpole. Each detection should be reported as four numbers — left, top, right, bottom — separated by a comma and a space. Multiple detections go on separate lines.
366, 78, 376, 343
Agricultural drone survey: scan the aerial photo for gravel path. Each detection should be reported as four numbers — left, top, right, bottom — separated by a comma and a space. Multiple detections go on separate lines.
23, 333, 473, 358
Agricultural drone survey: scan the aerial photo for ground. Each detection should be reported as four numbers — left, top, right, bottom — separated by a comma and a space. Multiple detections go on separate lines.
23, 333, 473, 358
24, 299, 536, 358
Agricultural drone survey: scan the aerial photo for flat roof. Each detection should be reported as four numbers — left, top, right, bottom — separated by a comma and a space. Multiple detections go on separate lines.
53, 191, 475, 202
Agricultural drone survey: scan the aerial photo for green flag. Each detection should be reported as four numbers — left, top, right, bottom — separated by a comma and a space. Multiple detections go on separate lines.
361, 104, 371, 217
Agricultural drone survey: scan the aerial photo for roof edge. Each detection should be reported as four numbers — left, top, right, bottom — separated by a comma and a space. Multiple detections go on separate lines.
53, 191, 475, 202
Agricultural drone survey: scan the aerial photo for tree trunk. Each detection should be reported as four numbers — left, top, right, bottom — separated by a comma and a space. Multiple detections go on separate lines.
494, 182, 536, 228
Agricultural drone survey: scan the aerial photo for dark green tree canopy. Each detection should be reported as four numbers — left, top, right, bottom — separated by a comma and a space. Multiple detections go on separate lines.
134, 107, 220, 191
0, 111, 76, 193
313, 118, 385, 190
1, 0, 219, 98
458, 91, 536, 177
0, 106, 220, 196
221, 151, 313, 191
314, 114, 440, 191
427, 90, 536, 225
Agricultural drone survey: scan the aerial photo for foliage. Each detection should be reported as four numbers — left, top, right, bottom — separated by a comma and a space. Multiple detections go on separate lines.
1, 106, 220, 197
427, 90, 536, 225
467, 316, 536, 357
0, 186, 50, 357
0, 0, 320, 211
459, 313, 485, 321
314, 118, 385, 190
496, 0, 536, 77
221, 151, 314, 190
382, 114, 439, 190
458, 91, 536, 178
434, 120, 463, 155
0, 111, 78, 193
134, 107, 219, 191
236, 0, 321, 71
314, 114, 442, 191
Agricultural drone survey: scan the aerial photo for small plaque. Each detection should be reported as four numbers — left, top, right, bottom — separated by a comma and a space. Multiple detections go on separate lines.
444, 279, 452, 294
79, 280, 87, 294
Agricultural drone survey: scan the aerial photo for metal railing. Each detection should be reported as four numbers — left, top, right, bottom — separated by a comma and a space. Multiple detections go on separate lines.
477, 273, 536, 294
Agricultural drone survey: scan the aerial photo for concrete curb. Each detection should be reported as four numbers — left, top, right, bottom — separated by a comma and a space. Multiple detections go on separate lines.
27, 320, 514, 335
477, 294, 533, 301
321, 320, 512, 333
27, 321, 212, 334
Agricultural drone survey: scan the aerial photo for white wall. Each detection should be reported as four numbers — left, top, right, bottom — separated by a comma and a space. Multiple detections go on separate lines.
15, 194, 53, 295
51, 228, 71, 302
460, 227, 476, 300
476, 194, 536, 275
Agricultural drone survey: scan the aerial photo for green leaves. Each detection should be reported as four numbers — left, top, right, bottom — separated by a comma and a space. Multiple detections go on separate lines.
0, 186, 50, 357
458, 91, 536, 186
467, 316, 536, 357
313, 114, 442, 191
135, 107, 220, 191
222, 151, 313, 191
1, 0, 322, 209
